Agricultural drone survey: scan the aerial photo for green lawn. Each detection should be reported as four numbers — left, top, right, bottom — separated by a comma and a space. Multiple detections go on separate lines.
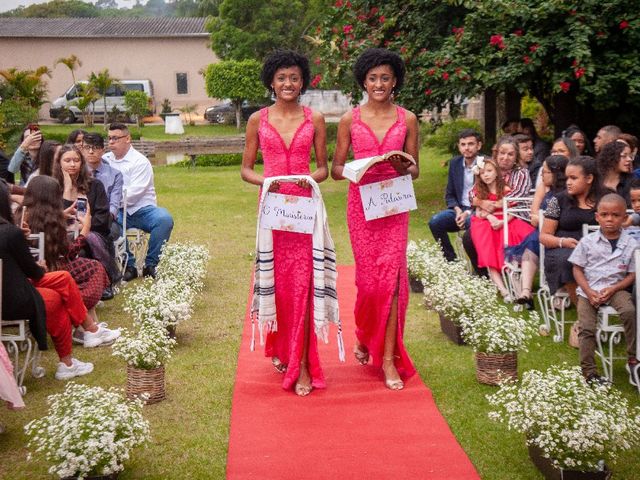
0, 148, 638, 479
39, 123, 241, 142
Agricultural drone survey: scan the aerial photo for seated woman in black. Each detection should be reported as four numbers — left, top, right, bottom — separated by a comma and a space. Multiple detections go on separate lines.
540, 156, 604, 304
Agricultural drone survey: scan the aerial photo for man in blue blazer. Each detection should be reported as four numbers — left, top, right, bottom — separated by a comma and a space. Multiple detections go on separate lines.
428, 129, 483, 261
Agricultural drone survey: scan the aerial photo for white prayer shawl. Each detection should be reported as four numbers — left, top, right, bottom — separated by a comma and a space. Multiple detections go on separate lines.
251, 175, 344, 361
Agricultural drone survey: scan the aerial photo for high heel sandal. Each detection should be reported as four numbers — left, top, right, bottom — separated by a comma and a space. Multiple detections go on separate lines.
272, 357, 287, 374
516, 288, 534, 310
353, 344, 369, 365
382, 357, 404, 391
294, 362, 312, 397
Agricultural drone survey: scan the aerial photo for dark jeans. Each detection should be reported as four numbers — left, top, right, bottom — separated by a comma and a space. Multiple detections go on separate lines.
117, 205, 174, 268
462, 227, 487, 277
428, 208, 471, 261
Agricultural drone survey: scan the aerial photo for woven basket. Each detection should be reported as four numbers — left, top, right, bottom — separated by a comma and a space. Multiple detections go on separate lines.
474, 351, 518, 385
439, 313, 465, 345
409, 276, 424, 293
167, 325, 177, 339
126, 365, 166, 404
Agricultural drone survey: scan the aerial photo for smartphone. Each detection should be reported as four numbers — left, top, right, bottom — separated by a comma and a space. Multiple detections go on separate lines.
76, 197, 88, 217
27, 123, 40, 134
21, 206, 27, 228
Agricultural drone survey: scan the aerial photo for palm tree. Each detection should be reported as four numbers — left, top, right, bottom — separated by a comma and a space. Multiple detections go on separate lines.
89, 69, 119, 129
0, 66, 52, 109
54, 54, 82, 87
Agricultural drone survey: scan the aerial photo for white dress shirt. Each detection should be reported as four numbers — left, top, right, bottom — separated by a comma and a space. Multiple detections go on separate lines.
103, 146, 156, 215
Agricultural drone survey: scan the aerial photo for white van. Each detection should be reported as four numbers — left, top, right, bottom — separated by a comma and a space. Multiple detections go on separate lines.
49, 79, 154, 122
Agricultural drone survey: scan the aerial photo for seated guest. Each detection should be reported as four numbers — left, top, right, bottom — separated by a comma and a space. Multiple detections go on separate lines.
618, 133, 640, 171
563, 125, 593, 156
429, 129, 483, 261
66, 129, 87, 149
103, 122, 174, 280
539, 156, 602, 304
509, 155, 569, 308
569, 193, 637, 385
593, 125, 621, 154
25, 140, 61, 186
8, 125, 42, 186
520, 118, 550, 167
81, 132, 123, 238
469, 158, 534, 301
463, 136, 531, 275
550, 136, 579, 160
0, 181, 110, 380
23, 176, 120, 343
0, 149, 14, 184
597, 141, 633, 204
501, 118, 521, 135
514, 133, 538, 185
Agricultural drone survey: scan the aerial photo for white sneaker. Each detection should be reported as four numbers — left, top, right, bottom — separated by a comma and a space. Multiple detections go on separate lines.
55, 358, 94, 380
83, 324, 121, 348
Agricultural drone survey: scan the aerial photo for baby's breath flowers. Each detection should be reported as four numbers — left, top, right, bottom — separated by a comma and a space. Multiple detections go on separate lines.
487, 365, 640, 472
112, 323, 177, 370
24, 383, 150, 479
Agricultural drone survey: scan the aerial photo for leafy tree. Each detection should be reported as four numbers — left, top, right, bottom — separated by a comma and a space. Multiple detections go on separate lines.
417, 0, 640, 135
311, 0, 463, 114
73, 83, 99, 127
0, 100, 38, 152
54, 54, 82, 90
0, 0, 101, 17
204, 59, 265, 129
89, 69, 119, 129
175, 0, 222, 17
0, 66, 52, 109
208, 0, 329, 60
124, 90, 150, 128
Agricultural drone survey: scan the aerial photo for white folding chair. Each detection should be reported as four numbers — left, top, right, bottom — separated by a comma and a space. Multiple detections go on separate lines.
501, 196, 534, 308
119, 188, 149, 276
536, 213, 571, 341
580, 223, 635, 383
632, 249, 640, 393
0, 233, 46, 394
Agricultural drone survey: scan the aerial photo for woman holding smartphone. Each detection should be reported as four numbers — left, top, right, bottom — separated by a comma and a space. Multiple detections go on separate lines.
8, 124, 43, 186
23, 176, 119, 343
332, 48, 419, 390
241, 50, 328, 396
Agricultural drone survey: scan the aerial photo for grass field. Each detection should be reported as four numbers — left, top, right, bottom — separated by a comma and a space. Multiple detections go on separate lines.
0, 147, 638, 479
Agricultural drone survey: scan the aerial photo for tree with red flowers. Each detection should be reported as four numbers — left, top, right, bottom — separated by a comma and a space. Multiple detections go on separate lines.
312, 0, 640, 135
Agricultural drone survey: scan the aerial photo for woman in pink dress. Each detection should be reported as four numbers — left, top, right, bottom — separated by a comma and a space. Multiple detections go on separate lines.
332, 49, 419, 390
241, 50, 328, 396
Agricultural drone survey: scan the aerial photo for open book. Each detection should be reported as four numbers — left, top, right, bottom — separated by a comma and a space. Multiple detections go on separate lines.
342, 150, 416, 183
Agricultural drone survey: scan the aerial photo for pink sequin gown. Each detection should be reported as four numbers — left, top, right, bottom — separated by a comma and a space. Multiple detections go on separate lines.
258, 107, 325, 390
347, 106, 416, 379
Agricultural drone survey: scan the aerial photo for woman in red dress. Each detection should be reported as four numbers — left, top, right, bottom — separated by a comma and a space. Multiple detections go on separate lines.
332, 48, 420, 390
241, 50, 328, 396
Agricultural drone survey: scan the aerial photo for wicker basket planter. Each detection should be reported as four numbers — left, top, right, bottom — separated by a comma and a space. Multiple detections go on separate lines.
409, 275, 423, 293
438, 313, 465, 345
528, 444, 612, 480
126, 365, 166, 405
474, 351, 518, 385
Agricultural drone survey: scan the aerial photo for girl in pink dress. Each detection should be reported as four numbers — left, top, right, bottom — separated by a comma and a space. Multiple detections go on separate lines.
470, 158, 535, 299
241, 50, 328, 396
332, 49, 420, 390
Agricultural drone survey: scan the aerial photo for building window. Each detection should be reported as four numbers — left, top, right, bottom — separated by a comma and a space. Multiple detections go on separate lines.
176, 73, 188, 95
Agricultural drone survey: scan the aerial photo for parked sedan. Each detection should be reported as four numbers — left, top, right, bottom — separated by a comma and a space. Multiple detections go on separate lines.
204, 100, 269, 124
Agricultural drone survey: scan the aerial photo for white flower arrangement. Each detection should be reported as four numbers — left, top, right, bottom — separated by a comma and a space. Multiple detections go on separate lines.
487, 365, 640, 472
24, 382, 150, 479
411, 240, 496, 323
156, 242, 209, 292
124, 277, 193, 329
460, 305, 539, 354
112, 323, 177, 370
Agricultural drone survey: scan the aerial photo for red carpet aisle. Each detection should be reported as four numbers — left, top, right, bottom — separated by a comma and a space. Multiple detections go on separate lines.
226, 265, 480, 479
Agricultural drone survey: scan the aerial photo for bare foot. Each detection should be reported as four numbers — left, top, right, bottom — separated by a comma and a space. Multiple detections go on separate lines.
295, 362, 312, 397
382, 357, 403, 391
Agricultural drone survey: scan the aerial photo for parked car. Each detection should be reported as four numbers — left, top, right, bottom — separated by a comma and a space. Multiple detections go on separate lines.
49, 79, 155, 123
204, 100, 269, 124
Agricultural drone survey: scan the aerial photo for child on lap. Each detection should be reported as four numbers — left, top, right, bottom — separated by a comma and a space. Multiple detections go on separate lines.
569, 193, 638, 385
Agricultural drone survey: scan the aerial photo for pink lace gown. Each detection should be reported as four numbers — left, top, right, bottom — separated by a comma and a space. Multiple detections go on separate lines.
0, 342, 24, 409
347, 106, 416, 380
258, 106, 325, 390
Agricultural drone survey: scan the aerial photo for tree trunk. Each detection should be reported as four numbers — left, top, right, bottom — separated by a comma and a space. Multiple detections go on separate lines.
505, 88, 522, 121
483, 88, 497, 147
553, 92, 577, 138
234, 100, 242, 130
